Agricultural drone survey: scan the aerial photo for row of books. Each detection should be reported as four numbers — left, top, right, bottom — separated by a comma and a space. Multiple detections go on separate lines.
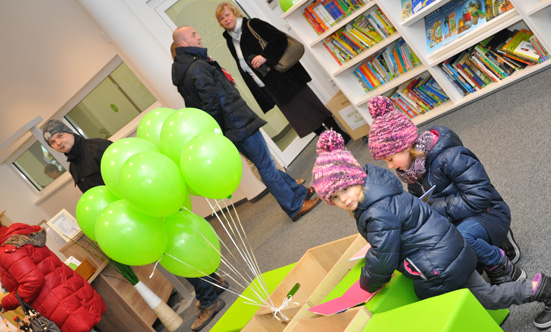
322, 8, 396, 65
388, 76, 450, 118
352, 39, 421, 92
439, 28, 549, 96
425, 0, 514, 53
303, 0, 366, 34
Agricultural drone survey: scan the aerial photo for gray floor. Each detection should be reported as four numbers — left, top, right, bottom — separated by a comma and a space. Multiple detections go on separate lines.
163, 65, 551, 332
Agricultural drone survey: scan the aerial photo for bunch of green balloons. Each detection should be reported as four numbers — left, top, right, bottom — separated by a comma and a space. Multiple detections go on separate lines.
74, 107, 242, 276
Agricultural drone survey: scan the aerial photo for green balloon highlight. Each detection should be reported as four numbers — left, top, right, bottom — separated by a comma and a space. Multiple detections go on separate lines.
160, 107, 222, 163
180, 133, 242, 199
100, 137, 159, 198
160, 209, 221, 277
95, 200, 167, 266
119, 150, 188, 217
75, 186, 118, 241
279, 0, 299, 12
136, 107, 176, 147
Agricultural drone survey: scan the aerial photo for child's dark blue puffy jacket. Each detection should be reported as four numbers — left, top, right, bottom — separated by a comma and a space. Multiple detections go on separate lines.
408, 126, 510, 246
354, 164, 477, 300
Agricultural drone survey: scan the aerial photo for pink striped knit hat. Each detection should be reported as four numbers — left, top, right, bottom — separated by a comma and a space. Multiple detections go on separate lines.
311, 130, 367, 205
367, 96, 418, 160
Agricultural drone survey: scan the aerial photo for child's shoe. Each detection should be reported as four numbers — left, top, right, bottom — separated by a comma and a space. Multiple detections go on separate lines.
499, 229, 521, 264
531, 273, 551, 329
485, 255, 526, 285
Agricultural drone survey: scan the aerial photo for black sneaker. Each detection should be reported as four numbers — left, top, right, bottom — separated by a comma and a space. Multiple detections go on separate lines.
500, 229, 521, 264
485, 255, 526, 285
532, 273, 551, 329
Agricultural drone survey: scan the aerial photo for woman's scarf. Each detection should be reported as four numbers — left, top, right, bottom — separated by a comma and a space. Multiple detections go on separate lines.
396, 130, 436, 184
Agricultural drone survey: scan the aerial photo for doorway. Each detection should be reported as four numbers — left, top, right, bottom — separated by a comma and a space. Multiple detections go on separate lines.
151, 0, 314, 167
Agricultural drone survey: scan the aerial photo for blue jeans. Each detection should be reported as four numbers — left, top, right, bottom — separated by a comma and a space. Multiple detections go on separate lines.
456, 219, 502, 267
187, 272, 219, 309
236, 131, 307, 218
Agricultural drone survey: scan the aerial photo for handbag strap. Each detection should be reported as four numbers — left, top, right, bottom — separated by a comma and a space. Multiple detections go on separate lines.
15, 291, 34, 317
246, 20, 266, 49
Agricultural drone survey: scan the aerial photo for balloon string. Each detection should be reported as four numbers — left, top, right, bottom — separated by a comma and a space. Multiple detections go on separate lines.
271, 295, 300, 322
149, 254, 164, 279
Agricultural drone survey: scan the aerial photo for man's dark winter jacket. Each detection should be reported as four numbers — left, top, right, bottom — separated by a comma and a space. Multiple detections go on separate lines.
66, 134, 112, 193
354, 164, 477, 300
172, 46, 266, 144
408, 126, 510, 246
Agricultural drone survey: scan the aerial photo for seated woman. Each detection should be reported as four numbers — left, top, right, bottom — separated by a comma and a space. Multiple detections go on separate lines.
0, 222, 106, 332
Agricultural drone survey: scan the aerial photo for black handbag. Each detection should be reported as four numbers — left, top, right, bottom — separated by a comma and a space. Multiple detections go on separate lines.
15, 291, 62, 332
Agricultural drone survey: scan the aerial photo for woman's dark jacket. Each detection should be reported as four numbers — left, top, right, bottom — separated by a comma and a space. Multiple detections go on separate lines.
408, 126, 510, 245
66, 134, 112, 193
172, 46, 266, 144
354, 164, 477, 300
222, 17, 312, 110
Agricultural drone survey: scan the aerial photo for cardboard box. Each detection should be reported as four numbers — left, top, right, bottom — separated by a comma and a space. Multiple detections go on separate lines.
242, 234, 370, 332
326, 91, 370, 141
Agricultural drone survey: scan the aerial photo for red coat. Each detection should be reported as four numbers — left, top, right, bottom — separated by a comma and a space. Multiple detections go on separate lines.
0, 223, 106, 332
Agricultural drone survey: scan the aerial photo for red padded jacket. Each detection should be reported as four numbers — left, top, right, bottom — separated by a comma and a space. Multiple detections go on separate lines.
0, 223, 106, 332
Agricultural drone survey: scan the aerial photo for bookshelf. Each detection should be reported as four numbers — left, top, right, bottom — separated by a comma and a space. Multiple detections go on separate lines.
280, 0, 551, 127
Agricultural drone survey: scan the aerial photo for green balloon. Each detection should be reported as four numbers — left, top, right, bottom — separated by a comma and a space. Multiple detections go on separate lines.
160, 107, 222, 163
136, 108, 176, 147
180, 133, 242, 199
160, 209, 221, 277
100, 137, 160, 198
75, 186, 118, 241
119, 150, 188, 217
95, 200, 167, 265
279, 0, 299, 12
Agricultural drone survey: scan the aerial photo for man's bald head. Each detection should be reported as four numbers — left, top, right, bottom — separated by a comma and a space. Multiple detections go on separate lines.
172, 26, 203, 48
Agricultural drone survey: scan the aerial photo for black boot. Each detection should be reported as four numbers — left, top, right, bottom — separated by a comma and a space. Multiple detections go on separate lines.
532, 273, 551, 329
499, 229, 521, 264
484, 254, 526, 285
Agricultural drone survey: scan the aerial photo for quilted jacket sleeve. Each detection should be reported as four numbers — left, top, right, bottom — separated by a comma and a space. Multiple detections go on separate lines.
430, 148, 493, 222
0, 247, 44, 310
358, 208, 401, 293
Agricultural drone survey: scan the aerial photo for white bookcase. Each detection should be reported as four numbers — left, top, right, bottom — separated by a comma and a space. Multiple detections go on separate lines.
280, 0, 551, 126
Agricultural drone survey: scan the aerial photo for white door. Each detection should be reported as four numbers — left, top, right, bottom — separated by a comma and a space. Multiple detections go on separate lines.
150, 0, 314, 168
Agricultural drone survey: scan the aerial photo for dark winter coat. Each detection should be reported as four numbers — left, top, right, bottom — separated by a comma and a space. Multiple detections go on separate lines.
354, 164, 477, 300
408, 126, 510, 246
66, 134, 112, 193
172, 46, 266, 144
0, 223, 105, 332
222, 17, 312, 109
222, 18, 331, 137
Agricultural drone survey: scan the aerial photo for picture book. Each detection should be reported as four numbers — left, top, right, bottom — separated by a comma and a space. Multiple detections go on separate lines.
514, 40, 540, 63
441, 1, 457, 46
401, 0, 413, 20
502, 29, 533, 57
425, 8, 443, 53
412, 0, 436, 14
456, 0, 487, 39
307, 280, 381, 316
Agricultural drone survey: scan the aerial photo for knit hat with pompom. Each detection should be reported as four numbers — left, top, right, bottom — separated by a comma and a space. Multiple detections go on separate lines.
367, 95, 418, 160
311, 130, 367, 205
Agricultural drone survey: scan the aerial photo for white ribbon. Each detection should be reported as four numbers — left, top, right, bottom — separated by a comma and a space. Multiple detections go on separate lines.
270, 295, 300, 322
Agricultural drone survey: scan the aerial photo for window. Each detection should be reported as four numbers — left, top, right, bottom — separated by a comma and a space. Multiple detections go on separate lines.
12, 58, 157, 192
65, 62, 156, 139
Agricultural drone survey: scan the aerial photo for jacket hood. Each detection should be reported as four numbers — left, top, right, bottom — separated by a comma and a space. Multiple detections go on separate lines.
172, 46, 209, 86
426, 126, 463, 165
359, 164, 404, 208
1, 223, 46, 249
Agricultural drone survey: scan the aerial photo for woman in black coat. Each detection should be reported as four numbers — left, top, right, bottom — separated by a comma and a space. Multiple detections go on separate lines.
215, 2, 351, 143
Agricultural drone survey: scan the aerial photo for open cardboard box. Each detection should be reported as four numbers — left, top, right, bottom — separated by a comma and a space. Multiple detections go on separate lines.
326, 91, 370, 141
242, 234, 370, 332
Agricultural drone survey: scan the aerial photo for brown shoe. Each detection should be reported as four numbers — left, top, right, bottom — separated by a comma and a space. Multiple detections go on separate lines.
306, 187, 316, 200
296, 178, 306, 185
191, 299, 225, 331
292, 197, 321, 222
196, 276, 229, 307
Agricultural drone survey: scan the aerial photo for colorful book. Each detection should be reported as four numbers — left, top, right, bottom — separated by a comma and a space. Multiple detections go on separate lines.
455, 0, 487, 39
514, 40, 540, 63
441, 1, 457, 46
425, 8, 443, 53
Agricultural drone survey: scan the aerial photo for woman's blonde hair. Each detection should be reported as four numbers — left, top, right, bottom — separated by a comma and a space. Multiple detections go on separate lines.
215, 2, 243, 28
